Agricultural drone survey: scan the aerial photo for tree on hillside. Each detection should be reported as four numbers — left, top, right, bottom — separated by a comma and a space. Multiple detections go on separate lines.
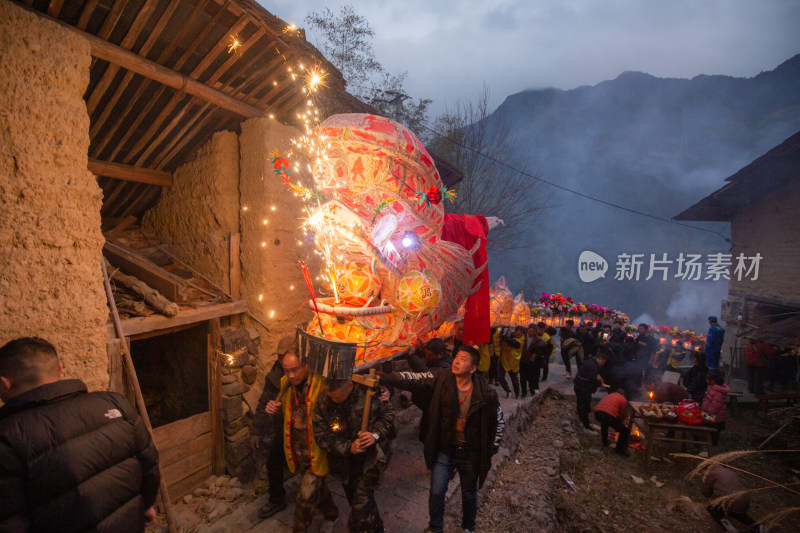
427, 85, 551, 253
305, 5, 431, 132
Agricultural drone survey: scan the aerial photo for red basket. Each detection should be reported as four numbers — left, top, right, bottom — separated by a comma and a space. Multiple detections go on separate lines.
675, 399, 703, 425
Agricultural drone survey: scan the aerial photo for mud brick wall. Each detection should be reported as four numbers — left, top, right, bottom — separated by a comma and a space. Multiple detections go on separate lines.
238, 118, 316, 373
143, 130, 240, 291
0, 1, 109, 391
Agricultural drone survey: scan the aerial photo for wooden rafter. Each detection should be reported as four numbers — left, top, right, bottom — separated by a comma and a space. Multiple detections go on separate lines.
46, 0, 64, 17
87, 0, 162, 115
88, 158, 172, 187
91, 0, 212, 155
76, 0, 98, 30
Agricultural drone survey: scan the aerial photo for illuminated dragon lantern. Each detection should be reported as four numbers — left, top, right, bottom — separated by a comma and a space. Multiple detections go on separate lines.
489, 276, 514, 327
299, 114, 488, 374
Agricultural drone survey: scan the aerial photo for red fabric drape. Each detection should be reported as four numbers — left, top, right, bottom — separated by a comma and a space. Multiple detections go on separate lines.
441, 213, 490, 344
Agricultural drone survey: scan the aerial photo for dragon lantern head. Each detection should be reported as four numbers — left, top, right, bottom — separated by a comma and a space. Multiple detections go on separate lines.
300, 114, 482, 372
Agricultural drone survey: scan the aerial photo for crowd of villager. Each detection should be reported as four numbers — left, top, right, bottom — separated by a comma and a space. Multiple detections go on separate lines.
2, 314, 793, 532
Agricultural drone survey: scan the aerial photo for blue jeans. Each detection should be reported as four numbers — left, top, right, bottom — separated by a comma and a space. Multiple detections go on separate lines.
428, 449, 478, 533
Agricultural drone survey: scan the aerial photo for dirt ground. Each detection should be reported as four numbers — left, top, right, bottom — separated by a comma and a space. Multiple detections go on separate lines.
447, 393, 800, 533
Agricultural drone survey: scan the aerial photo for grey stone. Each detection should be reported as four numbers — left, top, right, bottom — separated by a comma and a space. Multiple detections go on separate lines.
225, 425, 249, 443
241, 364, 257, 385
224, 347, 250, 368
228, 456, 256, 484
222, 374, 238, 384
221, 328, 249, 353
225, 436, 251, 465
193, 487, 209, 497
222, 380, 250, 396
248, 341, 259, 356
222, 395, 243, 421
224, 415, 248, 436
204, 475, 218, 489
203, 499, 217, 513
173, 506, 202, 531
552, 439, 564, 448
246, 327, 261, 344
207, 501, 230, 523
544, 467, 557, 476
229, 477, 242, 489
215, 474, 231, 487
242, 387, 261, 415
182, 494, 192, 504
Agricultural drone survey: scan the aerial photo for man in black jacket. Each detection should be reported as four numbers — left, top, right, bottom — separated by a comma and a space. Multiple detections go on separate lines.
0, 337, 160, 533
573, 350, 608, 435
251, 335, 296, 519
381, 346, 504, 533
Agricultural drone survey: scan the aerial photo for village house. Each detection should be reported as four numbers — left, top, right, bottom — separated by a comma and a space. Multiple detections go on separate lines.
674, 129, 800, 384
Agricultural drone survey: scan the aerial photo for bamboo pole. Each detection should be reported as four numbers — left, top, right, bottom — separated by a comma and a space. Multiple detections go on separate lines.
101, 260, 178, 533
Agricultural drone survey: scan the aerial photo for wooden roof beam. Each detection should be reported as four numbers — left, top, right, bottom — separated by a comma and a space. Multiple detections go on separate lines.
89, 158, 173, 187
23, 6, 266, 119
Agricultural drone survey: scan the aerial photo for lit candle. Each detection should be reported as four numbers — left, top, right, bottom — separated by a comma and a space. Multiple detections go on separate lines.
649, 391, 654, 405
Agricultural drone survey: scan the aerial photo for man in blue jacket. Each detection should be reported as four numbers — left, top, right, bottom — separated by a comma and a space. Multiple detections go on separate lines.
0, 337, 160, 533
705, 316, 725, 372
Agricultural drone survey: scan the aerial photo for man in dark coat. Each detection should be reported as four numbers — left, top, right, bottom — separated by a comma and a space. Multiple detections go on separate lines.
0, 337, 160, 533
705, 316, 725, 372
381, 346, 504, 533
573, 350, 608, 434
251, 335, 296, 518
313, 377, 395, 533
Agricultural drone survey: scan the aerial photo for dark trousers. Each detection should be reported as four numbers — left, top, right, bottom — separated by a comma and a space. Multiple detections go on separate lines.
561, 349, 572, 374
574, 385, 593, 429
541, 354, 549, 381
520, 360, 537, 396
429, 449, 478, 533
594, 411, 629, 452
342, 464, 384, 533
497, 365, 520, 397
747, 365, 766, 395
267, 435, 287, 503
488, 355, 499, 384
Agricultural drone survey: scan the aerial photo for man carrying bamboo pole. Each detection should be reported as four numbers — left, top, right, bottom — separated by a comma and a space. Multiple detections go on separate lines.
265, 352, 338, 533
0, 337, 160, 532
313, 376, 395, 533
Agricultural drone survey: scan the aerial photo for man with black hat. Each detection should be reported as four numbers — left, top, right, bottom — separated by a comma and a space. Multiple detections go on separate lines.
252, 335, 296, 518
313, 377, 395, 533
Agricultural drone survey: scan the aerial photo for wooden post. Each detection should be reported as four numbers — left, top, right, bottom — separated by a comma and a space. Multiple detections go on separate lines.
101, 260, 178, 533
229, 233, 241, 327
208, 318, 225, 475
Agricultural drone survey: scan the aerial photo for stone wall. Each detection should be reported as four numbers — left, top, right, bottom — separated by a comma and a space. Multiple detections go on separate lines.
0, 1, 108, 391
238, 118, 316, 368
728, 181, 800, 303
143, 130, 240, 291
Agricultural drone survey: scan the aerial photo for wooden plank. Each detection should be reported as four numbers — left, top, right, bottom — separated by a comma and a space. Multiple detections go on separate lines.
104, 240, 188, 301
162, 443, 212, 484
76, 0, 98, 29
164, 464, 211, 501
106, 338, 125, 393
89, 158, 172, 186
159, 432, 212, 468
209, 318, 225, 475
109, 300, 249, 337
229, 233, 241, 299
153, 411, 211, 450
46, 0, 65, 17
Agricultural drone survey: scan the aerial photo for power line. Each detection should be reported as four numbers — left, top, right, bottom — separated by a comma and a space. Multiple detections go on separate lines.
419, 123, 731, 242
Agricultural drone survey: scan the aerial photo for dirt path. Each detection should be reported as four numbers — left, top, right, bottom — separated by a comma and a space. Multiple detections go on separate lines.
447, 392, 800, 533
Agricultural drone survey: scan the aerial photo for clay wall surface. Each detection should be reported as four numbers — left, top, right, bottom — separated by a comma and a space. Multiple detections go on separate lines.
238, 118, 315, 366
729, 180, 800, 304
0, 1, 109, 390
143, 131, 240, 291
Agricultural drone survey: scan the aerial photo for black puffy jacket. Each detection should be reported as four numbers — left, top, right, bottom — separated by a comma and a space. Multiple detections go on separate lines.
0, 379, 160, 533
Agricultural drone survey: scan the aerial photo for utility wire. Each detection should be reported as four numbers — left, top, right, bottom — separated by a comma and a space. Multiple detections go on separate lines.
418, 123, 731, 242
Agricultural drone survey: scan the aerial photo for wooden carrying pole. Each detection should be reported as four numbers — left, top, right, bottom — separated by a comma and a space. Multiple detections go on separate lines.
354, 368, 378, 432
101, 260, 178, 533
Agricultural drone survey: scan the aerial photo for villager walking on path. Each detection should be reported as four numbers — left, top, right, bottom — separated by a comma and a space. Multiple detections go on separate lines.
314, 377, 395, 533
381, 346, 504, 533
264, 353, 339, 533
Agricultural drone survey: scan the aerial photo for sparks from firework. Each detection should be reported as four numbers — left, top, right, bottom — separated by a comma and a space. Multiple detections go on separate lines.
227, 35, 241, 54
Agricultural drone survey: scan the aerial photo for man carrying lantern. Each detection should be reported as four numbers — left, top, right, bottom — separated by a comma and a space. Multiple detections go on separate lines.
265, 352, 338, 533
380, 346, 504, 533
313, 377, 395, 533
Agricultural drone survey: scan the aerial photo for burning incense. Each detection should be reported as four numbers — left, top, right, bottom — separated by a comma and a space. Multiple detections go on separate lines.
299, 260, 325, 335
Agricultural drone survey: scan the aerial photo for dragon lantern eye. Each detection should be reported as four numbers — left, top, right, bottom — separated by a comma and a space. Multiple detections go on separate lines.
401, 231, 419, 250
